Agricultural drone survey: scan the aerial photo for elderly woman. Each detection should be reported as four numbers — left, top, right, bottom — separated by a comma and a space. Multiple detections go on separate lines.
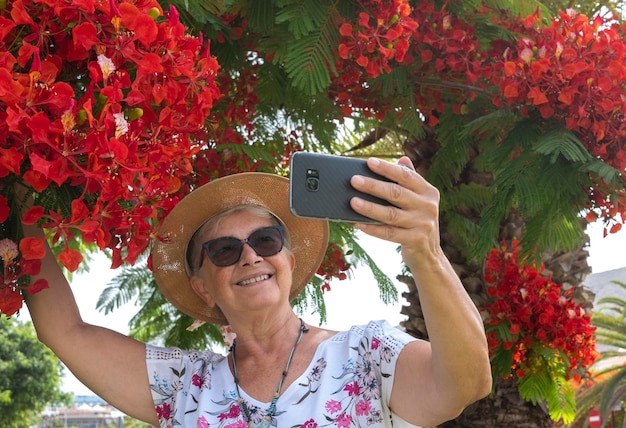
25, 157, 491, 427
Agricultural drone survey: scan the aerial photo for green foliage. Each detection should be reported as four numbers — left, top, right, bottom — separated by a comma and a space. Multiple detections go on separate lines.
541, 0, 625, 19
429, 111, 477, 190
439, 183, 491, 257
295, 222, 398, 322
97, 258, 224, 349
574, 282, 626, 425
275, 0, 332, 40
474, 120, 594, 262
518, 355, 576, 424
0, 319, 71, 428
122, 416, 154, 428
275, 5, 339, 94
293, 274, 330, 324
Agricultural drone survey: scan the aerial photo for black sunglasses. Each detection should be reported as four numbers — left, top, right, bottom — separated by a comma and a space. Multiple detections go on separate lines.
199, 226, 285, 267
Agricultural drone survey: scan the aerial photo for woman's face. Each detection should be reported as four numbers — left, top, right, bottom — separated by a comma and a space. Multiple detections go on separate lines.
189, 210, 296, 319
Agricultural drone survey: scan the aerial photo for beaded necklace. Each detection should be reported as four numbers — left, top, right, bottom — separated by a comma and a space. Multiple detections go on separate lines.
231, 318, 308, 428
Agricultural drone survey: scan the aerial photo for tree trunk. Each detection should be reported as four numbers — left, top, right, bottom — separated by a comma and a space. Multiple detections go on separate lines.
398, 135, 594, 427
399, 269, 556, 427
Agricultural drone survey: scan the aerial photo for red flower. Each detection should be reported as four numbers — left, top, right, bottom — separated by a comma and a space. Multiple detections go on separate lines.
18, 237, 45, 260
1, 0, 224, 310
0, 196, 9, 223
495, 9, 626, 173
482, 241, 597, 381
316, 242, 352, 294
0, 286, 23, 316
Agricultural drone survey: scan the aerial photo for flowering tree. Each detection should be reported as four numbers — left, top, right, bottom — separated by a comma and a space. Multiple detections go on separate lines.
0, 0, 360, 330
0, 0, 221, 312
483, 241, 598, 422
2, 0, 626, 425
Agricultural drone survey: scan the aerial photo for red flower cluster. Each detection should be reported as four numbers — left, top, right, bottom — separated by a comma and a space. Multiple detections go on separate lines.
0, 0, 220, 306
333, 0, 419, 119
0, 237, 48, 316
316, 243, 351, 293
407, 2, 492, 124
333, 4, 625, 233
333, 1, 492, 124
338, 0, 418, 79
482, 241, 598, 382
497, 10, 626, 173
190, 58, 301, 186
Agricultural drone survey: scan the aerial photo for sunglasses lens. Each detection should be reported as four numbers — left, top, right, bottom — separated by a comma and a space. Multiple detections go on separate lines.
249, 227, 284, 257
206, 238, 243, 267
203, 227, 284, 267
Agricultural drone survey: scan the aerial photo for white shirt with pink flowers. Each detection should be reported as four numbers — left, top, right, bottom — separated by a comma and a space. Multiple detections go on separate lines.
146, 320, 420, 427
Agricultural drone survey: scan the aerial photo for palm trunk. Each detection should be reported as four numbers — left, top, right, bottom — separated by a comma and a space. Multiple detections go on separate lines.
398, 136, 594, 427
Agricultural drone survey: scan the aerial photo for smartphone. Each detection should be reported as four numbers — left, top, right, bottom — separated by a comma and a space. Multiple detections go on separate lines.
289, 152, 394, 223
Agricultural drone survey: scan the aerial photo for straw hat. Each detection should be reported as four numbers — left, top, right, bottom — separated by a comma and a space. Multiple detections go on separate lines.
151, 173, 329, 325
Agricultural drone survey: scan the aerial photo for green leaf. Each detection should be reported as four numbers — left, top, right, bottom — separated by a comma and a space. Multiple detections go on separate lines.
283, 33, 335, 94
275, 0, 330, 39
532, 128, 592, 164
217, 144, 278, 167
246, 0, 276, 33
489, 344, 514, 378
517, 364, 576, 423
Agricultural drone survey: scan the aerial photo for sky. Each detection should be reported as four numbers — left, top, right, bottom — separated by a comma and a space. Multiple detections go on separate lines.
19, 218, 626, 396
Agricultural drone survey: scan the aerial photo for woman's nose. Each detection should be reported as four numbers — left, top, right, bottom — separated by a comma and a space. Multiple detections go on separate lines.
238, 241, 263, 265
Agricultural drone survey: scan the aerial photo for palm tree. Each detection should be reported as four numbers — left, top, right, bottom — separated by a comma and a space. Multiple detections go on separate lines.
573, 281, 626, 427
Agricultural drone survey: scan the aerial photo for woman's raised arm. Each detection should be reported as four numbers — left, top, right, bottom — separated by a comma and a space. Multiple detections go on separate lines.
23, 223, 158, 425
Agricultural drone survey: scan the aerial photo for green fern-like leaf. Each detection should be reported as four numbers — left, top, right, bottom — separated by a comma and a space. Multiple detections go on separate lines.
275, 0, 330, 39
532, 128, 592, 164
273, 2, 338, 95
96, 262, 153, 315
462, 108, 518, 142
334, 223, 398, 305
99, 258, 225, 349
439, 183, 491, 259
481, 0, 552, 21
489, 346, 514, 378
389, 93, 425, 140
518, 367, 552, 405
375, 67, 411, 99
246, 0, 276, 33
517, 364, 576, 423
217, 144, 279, 168
443, 212, 480, 260
283, 31, 336, 94
474, 120, 591, 260
293, 275, 329, 324
429, 112, 475, 189
520, 204, 585, 260
546, 373, 576, 424
155, 0, 225, 30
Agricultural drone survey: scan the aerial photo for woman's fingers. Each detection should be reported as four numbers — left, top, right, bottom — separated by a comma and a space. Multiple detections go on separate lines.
350, 157, 441, 248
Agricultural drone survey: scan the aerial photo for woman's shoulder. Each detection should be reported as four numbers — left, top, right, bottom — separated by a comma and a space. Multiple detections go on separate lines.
333, 320, 414, 338
325, 320, 418, 351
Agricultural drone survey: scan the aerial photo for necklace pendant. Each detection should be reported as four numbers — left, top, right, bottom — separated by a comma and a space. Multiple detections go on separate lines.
249, 418, 271, 428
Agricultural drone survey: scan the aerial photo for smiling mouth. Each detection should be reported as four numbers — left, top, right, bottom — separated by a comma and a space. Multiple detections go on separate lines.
237, 274, 271, 286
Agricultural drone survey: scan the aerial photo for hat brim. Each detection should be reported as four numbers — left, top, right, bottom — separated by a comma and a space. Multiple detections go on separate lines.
151, 173, 329, 325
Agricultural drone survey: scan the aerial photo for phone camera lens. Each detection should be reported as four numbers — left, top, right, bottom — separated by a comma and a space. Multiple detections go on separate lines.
306, 177, 319, 192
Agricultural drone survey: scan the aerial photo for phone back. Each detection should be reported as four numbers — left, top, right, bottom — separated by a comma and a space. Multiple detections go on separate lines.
289, 152, 392, 223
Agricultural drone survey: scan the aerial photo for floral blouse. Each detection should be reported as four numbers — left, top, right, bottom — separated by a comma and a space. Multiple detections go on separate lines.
146, 320, 420, 428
